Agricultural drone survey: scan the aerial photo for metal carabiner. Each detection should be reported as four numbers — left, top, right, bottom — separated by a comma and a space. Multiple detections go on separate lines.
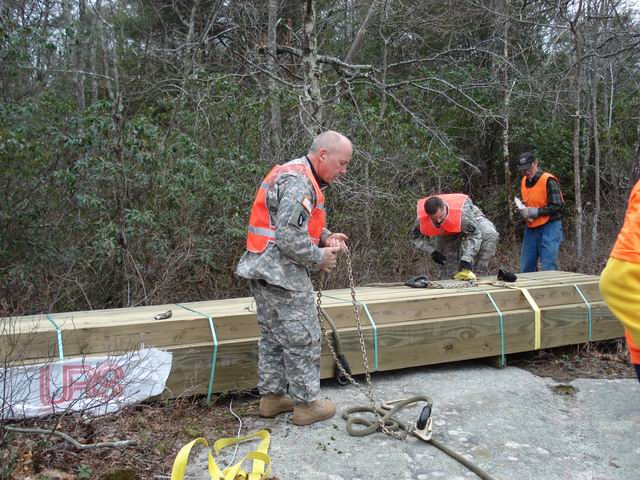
380, 397, 434, 442
413, 405, 433, 441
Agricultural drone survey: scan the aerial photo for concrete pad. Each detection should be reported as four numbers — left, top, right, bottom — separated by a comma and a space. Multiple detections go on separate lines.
189, 364, 639, 480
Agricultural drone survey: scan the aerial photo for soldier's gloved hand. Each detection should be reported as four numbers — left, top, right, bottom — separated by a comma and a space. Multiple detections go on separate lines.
319, 246, 341, 272
459, 260, 473, 271
326, 233, 348, 252
519, 207, 539, 219
431, 251, 447, 265
453, 269, 477, 281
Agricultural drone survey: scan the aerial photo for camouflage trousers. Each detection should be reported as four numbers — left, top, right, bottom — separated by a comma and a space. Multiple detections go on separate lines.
249, 279, 321, 403
438, 217, 499, 278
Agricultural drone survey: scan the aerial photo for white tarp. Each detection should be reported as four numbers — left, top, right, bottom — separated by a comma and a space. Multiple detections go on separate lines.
1, 348, 172, 420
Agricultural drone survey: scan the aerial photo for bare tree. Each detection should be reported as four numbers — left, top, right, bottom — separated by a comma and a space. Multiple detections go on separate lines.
301, 0, 322, 134
267, 0, 283, 153
567, 0, 585, 269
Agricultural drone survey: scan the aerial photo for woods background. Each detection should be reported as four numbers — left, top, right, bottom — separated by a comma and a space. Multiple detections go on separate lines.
2, 0, 640, 316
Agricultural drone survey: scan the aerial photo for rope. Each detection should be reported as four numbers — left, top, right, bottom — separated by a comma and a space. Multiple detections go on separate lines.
176, 304, 218, 403
342, 397, 495, 480
46, 314, 64, 361
573, 284, 593, 342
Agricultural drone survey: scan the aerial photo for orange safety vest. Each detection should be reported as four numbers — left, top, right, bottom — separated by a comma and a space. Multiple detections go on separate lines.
521, 172, 563, 228
626, 330, 640, 365
417, 194, 467, 237
246, 162, 326, 253
610, 179, 640, 264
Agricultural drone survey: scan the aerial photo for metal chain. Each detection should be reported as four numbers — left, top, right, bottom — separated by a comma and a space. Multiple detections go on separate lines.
317, 249, 406, 439
424, 280, 478, 289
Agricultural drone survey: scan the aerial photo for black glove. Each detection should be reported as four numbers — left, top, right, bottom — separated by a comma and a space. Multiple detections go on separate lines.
459, 260, 473, 271
404, 275, 430, 288
431, 251, 447, 265
497, 268, 517, 283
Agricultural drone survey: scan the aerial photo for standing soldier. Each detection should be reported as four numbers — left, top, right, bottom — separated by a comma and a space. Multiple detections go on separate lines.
411, 194, 500, 280
516, 152, 565, 272
236, 131, 352, 425
600, 178, 640, 382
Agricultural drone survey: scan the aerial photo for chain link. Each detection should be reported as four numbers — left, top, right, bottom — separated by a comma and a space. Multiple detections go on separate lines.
317, 249, 406, 439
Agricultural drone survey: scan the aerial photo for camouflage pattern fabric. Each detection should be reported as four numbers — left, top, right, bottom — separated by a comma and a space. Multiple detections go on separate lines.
237, 156, 331, 403
236, 157, 330, 292
250, 279, 321, 403
411, 197, 499, 277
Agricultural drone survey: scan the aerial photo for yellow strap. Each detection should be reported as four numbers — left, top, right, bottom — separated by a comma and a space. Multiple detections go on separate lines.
214, 430, 271, 480
170, 430, 272, 480
518, 288, 541, 349
170, 437, 223, 480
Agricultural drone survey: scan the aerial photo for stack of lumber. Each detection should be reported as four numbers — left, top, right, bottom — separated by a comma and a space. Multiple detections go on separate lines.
1, 271, 623, 399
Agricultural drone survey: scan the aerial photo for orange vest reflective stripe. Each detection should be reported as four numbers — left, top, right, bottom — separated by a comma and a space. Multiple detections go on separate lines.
417, 194, 467, 237
246, 162, 326, 253
521, 172, 563, 228
610, 179, 640, 263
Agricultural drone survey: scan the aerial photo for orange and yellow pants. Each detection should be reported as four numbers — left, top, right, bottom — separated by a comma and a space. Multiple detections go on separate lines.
600, 257, 640, 372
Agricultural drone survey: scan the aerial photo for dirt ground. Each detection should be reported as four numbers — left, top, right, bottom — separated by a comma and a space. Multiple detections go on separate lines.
510, 338, 636, 381
1, 340, 635, 480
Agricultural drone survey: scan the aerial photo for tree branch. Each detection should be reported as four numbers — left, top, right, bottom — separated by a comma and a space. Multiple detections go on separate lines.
4, 426, 137, 449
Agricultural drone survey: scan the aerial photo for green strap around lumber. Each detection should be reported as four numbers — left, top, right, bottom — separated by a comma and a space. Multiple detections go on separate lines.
321, 294, 379, 372
176, 304, 218, 403
485, 292, 505, 367
46, 314, 65, 361
573, 284, 593, 342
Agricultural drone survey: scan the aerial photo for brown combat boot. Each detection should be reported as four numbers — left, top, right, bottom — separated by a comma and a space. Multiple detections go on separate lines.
292, 399, 336, 426
258, 394, 295, 417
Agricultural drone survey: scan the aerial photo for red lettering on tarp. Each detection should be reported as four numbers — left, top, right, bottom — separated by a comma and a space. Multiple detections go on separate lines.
39, 363, 125, 406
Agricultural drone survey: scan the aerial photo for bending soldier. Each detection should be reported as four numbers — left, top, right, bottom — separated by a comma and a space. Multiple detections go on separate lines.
411, 194, 499, 280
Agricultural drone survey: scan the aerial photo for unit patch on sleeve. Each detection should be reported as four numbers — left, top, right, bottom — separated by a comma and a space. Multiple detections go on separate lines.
301, 195, 313, 214
288, 201, 309, 229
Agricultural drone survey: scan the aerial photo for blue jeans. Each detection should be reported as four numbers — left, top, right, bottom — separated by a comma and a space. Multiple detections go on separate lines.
520, 220, 564, 273
635, 364, 640, 382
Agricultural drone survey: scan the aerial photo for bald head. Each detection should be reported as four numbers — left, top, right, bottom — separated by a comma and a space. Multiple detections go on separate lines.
309, 131, 352, 155
307, 131, 353, 184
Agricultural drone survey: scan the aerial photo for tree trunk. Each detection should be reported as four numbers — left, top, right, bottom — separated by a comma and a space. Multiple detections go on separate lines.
267, 0, 282, 154
570, 8, 584, 270
62, 0, 72, 86
632, 117, 640, 186
99, 0, 114, 102
301, 0, 322, 134
378, 0, 389, 120
500, 1, 514, 231
590, 69, 601, 260
607, 63, 614, 129
89, 30, 99, 104
344, 0, 382, 65
588, 2, 602, 263
75, 0, 87, 110
183, 0, 199, 78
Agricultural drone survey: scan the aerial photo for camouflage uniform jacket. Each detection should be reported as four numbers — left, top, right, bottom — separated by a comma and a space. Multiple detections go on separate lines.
236, 156, 331, 292
411, 197, 488, 264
